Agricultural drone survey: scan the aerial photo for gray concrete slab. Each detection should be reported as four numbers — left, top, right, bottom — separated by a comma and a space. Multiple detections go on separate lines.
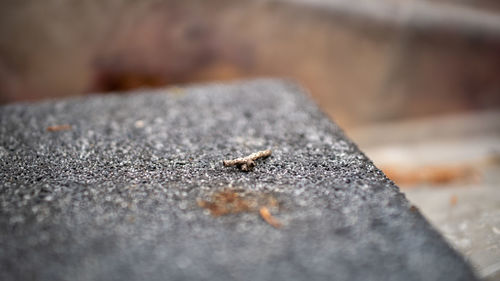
0, 79, 478, 281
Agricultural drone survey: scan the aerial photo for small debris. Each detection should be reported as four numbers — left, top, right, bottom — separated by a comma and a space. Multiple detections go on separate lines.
450, 195, 458, 206
259, 207, 282, 228
492, 226, 500, 235
134, 120, 145, 128
409, 205, 419, 213
46, 124, 72, 132
223, 149, 272, 171
197, 188, 282, 228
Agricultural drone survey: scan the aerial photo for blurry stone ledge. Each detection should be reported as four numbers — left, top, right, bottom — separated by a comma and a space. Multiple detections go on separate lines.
0, 79, 477, 281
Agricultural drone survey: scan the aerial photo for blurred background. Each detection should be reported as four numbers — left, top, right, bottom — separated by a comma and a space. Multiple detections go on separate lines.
1, 0, 499, 279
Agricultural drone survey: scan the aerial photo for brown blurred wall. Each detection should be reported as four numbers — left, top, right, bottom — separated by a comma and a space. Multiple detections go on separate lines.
1, 0, 500, 128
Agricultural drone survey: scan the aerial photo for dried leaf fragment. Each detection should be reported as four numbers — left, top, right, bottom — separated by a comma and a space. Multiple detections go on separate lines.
197, 188, 282, 228
46, 124, 72, 132
197, 190, 253, 216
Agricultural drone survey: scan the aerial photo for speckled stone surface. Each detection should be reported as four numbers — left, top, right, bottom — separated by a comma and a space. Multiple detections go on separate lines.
0, 80, 477, 281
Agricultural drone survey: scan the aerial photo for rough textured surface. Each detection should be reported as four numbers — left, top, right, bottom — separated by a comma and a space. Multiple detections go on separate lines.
0, 79, 477, 281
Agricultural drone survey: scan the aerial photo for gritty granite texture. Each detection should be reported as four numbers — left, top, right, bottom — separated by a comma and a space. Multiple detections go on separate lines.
0, 80, 477, 281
